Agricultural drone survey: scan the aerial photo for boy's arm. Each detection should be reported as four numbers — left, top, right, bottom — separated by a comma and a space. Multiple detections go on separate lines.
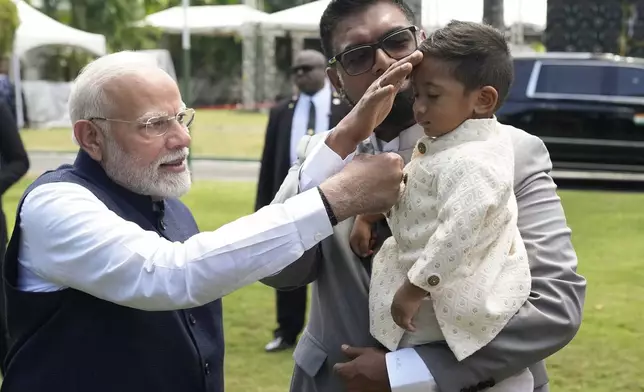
355, 213, 386, 225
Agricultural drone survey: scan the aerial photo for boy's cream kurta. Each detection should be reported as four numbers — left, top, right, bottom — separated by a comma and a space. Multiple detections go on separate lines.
369, 118, 531, 361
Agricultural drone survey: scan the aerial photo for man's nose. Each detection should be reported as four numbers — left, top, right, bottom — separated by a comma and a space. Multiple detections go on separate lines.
166, 122, 191, 150
372, 48, 396, 77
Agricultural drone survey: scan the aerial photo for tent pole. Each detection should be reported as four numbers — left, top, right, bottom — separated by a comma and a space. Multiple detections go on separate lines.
182, 0, 192, 172
11, 52, 24, 129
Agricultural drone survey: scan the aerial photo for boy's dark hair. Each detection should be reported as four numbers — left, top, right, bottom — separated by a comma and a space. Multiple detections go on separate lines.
319, 0, 414, 60
418, 20, 514, 110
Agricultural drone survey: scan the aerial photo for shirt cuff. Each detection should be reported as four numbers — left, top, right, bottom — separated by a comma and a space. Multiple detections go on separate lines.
299, 131, 355, 192
283, 187, 335, 249
386, 348, 438, 392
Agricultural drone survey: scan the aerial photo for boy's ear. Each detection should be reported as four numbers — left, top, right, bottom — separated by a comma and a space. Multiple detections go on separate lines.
473, 86, 498, 116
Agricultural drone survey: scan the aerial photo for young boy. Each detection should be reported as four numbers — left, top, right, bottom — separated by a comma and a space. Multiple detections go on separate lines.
350, 21, 534, 391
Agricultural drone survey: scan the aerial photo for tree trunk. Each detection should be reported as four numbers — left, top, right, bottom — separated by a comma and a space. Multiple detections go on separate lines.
483, 0, 504, 30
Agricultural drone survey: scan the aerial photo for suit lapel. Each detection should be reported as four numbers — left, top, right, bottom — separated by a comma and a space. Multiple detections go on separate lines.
283, 94, 298, 141
279, 95, 299, 171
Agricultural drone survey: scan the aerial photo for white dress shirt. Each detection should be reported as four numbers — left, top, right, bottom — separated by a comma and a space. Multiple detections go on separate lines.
290, 82, 332, 165
17, 183, 333, 311
298, 125, 438, 392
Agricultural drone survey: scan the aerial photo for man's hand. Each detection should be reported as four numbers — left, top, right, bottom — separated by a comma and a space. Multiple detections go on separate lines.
320, 153, 404, 222
333, 345, 391, 392
326, 51, 424, 158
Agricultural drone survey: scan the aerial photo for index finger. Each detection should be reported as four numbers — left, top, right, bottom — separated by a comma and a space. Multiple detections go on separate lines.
382, 50, 423, 78
333, 362, 349, 375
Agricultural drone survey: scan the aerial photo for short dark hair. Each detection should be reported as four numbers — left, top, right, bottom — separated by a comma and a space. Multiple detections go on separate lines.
418, 20, 514, 109
319, 0, 415, 60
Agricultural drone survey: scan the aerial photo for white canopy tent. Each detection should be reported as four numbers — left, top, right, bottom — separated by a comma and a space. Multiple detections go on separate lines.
140, 4, 270, 109
254, 1, 331, 106
261, 0, 330, 32
11, 0, 107, 128
140, 4, 269, 35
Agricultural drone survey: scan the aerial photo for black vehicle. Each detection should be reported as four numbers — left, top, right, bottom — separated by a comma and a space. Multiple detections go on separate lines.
498, 52, 644, 182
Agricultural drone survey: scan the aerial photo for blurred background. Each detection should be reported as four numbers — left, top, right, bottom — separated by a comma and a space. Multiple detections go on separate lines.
1, 1, 643, 391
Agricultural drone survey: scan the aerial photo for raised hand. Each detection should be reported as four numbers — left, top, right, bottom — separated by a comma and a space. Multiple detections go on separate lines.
326, 51, 423, 158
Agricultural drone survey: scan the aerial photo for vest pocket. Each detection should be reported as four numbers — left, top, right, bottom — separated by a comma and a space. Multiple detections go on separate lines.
293, 330, 327, 378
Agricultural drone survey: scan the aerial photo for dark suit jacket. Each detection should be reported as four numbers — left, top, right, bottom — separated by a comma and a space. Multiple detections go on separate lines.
255, 90, 350, 211
0, 101, 29, 246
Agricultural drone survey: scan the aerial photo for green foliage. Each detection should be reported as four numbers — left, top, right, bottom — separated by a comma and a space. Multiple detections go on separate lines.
0, 0, 19, 59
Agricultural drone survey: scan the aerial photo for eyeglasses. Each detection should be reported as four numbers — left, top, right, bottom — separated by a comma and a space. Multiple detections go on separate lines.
328, 26, 419, 76
89, 108, 195, 137
291, 65, 320, 75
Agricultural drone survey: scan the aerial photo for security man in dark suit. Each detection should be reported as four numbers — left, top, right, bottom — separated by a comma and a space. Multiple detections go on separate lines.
256, 49, 350, 352
0, 99, 29, 373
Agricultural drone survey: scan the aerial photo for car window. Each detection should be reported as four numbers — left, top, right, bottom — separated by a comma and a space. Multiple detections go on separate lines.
614, 66, 644, 97
535, 64, 604, 95
507, 59, 534, 99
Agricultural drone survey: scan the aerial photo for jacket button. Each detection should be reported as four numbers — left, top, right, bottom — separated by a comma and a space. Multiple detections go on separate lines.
204, 361, 211, 375
188, 314, 197, 325
417, 142, 426, 154
427, 274, 440, 287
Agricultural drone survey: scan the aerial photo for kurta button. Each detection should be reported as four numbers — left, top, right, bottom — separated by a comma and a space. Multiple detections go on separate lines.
204, 361, 211, 375
188, 314, 197, 325
417, 142, 426, 154
427, 274, 440, 287
402, 173, 408, 185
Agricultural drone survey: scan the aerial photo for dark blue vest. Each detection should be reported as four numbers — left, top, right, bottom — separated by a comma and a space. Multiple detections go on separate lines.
1, 151, 225, 391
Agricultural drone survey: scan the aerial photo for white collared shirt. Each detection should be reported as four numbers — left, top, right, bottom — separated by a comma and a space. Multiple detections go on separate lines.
16, 183, 333, 311
290, 82, 332, 165
297, 124, 438, 392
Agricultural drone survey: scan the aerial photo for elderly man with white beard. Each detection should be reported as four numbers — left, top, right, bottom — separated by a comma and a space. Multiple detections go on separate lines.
0, 51, 413, 392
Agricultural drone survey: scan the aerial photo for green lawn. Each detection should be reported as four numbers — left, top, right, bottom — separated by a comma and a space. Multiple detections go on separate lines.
2, 179, 643, 392
20, 109, 269, 160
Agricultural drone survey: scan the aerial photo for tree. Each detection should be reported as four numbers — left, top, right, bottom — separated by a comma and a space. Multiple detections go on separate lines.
0, 0, 19, 59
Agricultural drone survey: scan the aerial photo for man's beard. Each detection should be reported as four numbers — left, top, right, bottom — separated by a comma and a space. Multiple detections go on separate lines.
101, 136, 192, 199
342, 85, 415, 129
379, 87, 415, 128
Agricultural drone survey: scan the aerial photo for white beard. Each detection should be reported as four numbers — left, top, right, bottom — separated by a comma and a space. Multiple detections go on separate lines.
101, 137, 192, 199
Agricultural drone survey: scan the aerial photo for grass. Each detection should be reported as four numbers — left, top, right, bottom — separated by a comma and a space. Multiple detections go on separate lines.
2, 179, 644, 392
19, 109, 269, 160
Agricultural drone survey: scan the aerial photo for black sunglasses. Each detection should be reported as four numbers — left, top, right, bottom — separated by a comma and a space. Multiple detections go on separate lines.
291, 65, 320, 75
328, 26, 419, 76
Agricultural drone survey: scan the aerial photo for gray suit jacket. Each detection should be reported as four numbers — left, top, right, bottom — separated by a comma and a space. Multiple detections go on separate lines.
262, 124, 586, 392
